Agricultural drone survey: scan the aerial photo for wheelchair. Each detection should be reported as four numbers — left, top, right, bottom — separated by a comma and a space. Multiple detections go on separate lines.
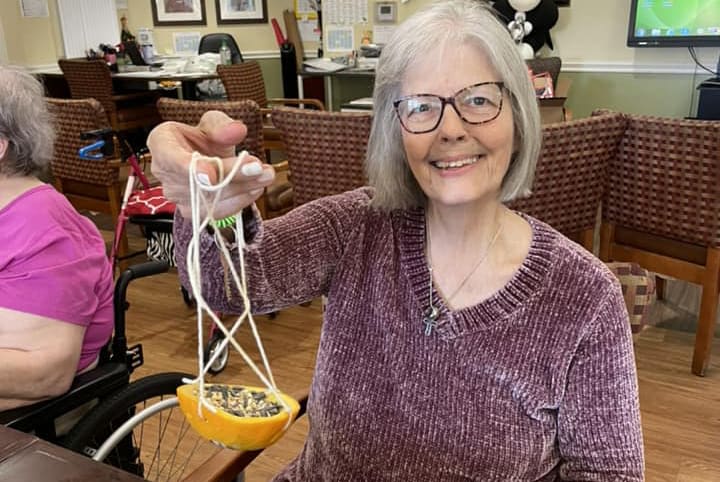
0, 261, 228, 480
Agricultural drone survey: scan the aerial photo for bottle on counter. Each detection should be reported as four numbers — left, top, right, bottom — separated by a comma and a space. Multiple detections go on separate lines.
219, 41, 232, 65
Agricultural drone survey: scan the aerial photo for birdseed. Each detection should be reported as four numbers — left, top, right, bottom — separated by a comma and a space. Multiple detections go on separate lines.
201, 385, 283, 417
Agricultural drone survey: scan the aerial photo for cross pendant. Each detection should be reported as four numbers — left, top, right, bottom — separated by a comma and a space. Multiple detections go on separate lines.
423, 305, 439, 336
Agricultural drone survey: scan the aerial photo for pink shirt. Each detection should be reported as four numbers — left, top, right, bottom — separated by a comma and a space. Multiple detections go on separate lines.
0, 185, 114, 372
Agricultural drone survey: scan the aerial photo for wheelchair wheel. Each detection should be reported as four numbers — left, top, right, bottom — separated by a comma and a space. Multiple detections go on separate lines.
204, 331, 230, 375
63, 372, 223, 481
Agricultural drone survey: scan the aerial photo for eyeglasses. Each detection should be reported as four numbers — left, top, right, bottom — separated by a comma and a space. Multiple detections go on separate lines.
393, 81, 505, 134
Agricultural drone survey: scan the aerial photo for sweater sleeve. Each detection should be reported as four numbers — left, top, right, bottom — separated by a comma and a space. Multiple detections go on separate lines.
557, 282, 645, 481
173, 188, 373, 314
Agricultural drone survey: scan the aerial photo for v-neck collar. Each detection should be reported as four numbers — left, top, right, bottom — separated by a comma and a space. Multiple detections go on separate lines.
396, 207, 556, 340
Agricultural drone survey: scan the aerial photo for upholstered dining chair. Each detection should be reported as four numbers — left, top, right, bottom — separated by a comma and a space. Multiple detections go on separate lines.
271, 107, 372, 207
58, 58, 161, 134
507, 111, 627, 252
597, 110, 720, 376
156, 97, 264, 160
216, 61, 324, 156
46, 97, 128, 264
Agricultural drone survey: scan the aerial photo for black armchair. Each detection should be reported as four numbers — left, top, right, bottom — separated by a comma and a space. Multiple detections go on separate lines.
198, 33, 243, 64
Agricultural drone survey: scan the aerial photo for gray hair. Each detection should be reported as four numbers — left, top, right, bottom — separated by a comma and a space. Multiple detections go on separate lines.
366, 0, 541, 211
0, 65, 55, 177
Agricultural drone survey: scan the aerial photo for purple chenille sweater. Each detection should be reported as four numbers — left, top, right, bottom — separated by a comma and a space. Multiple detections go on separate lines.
174, 187, 644, 481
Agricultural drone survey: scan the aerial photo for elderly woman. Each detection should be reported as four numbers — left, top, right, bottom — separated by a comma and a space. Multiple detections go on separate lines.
0, 66, 114, 411
148, 1, 643, 479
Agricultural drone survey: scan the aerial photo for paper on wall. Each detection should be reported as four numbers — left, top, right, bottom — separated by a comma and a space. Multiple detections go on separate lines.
19, 0, 48, 17
173, 32, 201, 55
372, 25, 396, 45
326, 25, 354, 52
295, 0, 318, 19
298, 19, 320, 43
323, 0, 368, 24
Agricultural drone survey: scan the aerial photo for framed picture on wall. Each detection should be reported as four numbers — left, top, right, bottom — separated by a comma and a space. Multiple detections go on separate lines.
215, 0, 268, 24
151, 0, 207, 26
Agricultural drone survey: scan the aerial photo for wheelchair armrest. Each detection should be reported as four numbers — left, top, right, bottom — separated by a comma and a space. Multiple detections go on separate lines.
0, 362, 130, 432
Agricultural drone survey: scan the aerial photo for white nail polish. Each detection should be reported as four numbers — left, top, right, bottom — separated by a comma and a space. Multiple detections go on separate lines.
241, 162, 263, 177
197, 173, 211, 186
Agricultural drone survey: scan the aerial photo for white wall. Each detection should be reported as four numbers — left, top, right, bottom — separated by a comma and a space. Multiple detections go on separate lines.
396, 0, 718, 74
551, 0, 718, 73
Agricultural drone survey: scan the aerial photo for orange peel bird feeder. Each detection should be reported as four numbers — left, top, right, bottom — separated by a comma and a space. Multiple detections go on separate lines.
179, 151, 298, 450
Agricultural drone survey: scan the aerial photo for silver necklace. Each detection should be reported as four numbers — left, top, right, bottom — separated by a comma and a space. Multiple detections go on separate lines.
423, 212, 504, 336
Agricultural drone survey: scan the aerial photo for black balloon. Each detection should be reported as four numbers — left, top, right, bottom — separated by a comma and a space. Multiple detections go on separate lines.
492, 0, 559, 52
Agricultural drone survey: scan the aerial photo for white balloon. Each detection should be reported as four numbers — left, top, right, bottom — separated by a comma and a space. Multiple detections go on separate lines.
519, 43, 535, 60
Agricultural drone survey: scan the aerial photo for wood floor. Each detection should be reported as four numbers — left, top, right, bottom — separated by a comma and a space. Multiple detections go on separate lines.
118, 235, 719, 482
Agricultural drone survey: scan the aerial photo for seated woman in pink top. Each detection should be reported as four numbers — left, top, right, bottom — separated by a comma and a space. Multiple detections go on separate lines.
0, 66, 114, 411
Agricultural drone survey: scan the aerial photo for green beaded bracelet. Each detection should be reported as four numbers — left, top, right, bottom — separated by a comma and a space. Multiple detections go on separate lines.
212, 216, 236, 229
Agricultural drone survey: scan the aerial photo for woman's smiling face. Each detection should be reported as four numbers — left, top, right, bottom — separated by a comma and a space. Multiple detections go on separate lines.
399, 43, 515, 210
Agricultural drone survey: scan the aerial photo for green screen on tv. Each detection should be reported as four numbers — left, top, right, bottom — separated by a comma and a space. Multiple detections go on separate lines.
633, 0, 720, 38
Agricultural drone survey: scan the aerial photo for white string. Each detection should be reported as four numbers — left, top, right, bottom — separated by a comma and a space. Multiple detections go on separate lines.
185, 150, 291, 427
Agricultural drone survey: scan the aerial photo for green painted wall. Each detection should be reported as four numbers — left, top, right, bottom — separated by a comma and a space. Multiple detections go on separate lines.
563, 72, 708, 119
256, 58, 283, 99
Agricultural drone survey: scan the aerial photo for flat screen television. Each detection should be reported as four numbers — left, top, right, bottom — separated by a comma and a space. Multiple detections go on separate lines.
627, 0, 720, 47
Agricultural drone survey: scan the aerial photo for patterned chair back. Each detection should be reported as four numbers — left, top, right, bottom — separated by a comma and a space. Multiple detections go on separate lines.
271, 107, 372, 207
156, 98, 265, 163
217, 62, 267, 106
58, 59, 117, 122
508, 111, 627, 250
46, 97, 117, 186
602, 111, 720, 248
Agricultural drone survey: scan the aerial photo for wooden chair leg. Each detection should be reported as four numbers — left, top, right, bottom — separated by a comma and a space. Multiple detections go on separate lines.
655, 276, 666, 301
599, 222, 614, 262
579, 227, 594, 254
691, 247, 720, 376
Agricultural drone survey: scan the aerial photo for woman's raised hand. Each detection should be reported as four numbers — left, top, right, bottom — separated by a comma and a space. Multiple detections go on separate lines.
148, 110, 275, 219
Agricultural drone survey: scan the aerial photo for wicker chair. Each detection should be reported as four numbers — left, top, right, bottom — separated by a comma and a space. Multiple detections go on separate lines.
216, 61, 324, 156
46, 98, 128, 263
597, 111, 720, 376
271, 107, 372, 207
155, 97, 292, 218
58, 58, 161, 133
156, 97, 264, 160
508, 111, 627, 252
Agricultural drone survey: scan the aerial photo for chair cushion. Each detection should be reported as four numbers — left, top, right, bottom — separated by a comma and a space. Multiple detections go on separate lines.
606, 262, 656, 336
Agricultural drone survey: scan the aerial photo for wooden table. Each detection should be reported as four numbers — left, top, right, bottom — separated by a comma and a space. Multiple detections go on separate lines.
0, 425, 143, 481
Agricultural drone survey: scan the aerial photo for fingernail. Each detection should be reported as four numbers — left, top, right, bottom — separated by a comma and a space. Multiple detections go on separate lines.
197, 173, 211, 186
241, 162, 263, 177
258, 170, 274, 182
249, 188, 264, 197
